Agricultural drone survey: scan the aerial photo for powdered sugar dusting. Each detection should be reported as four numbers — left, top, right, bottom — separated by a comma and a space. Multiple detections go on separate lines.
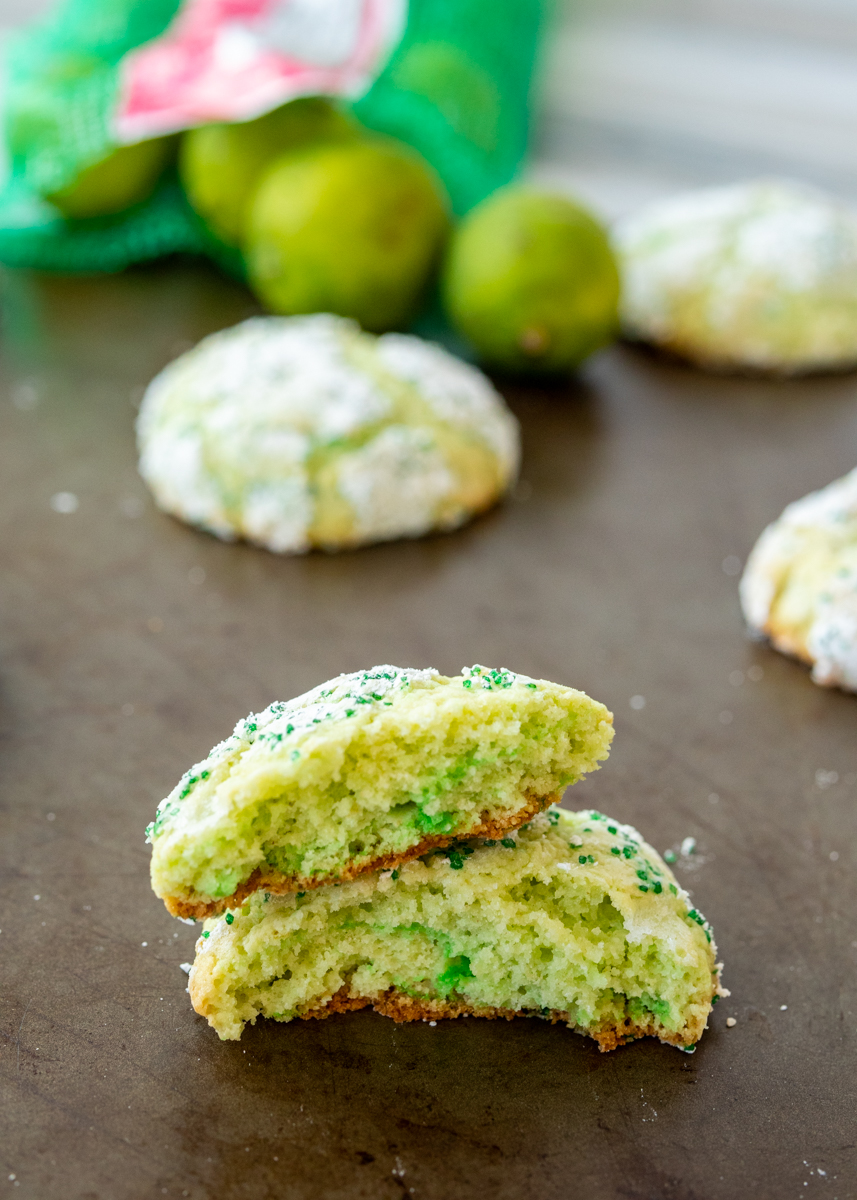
250, 665, 441, 744
617, 180, 857, 371
137, 314, 519, 553
377, 333, 520, 476
810, 567, 857, 689
740, 466, 857, 692
335, 426, 456, 541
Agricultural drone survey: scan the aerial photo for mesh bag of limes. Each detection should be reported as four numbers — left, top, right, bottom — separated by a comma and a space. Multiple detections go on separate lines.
0, 0, 620, 373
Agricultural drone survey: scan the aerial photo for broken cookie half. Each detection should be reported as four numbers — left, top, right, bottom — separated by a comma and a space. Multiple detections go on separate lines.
188, 808, 725, 1049
148, 665, 614, 918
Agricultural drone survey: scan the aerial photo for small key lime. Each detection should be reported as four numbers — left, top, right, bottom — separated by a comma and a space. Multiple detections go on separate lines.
442, 187, 620, 373
47, 137, 172, 220
179, 98, 357, 246
245, 137, 449, 332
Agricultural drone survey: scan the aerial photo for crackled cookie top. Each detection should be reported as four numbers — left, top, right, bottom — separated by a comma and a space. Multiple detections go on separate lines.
147, 664, 614, 917
616, 180, 857, 372
740, 467, 857, 691
137, 315, 519, 552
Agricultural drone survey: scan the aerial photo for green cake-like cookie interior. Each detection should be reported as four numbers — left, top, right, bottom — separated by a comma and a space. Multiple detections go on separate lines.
189, 808, 724, 1048
148, 665, 614, 917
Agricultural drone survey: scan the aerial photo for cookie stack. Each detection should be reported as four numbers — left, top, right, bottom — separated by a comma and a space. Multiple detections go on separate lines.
147, 665, 724, 1049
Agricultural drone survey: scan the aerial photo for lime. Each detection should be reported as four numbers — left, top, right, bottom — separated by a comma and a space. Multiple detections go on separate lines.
442, 187, 620, 373
47, 137, 173, 220
390, 42, 501, 154
245, 138, 449, 332
179, 98, 358, 246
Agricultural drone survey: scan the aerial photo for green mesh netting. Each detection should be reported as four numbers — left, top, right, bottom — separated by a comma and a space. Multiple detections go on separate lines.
0, 0, 544, 274
352, 0, 543, 216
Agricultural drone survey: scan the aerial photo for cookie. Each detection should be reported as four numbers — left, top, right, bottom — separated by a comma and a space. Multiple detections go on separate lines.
148, 665, 614, 918
137, 314, 519, 552
740, 467, 857, 691
616, 180, 857, 373
189, 807, 724, 1049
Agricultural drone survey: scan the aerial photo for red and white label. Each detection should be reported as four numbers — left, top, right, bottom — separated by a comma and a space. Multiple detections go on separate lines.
115, 0, 406, 143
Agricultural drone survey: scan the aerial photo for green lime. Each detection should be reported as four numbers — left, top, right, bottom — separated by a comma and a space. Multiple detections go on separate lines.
245, 137, 449, 332
179, 98, 358, 246
390, 42, 501, 154
47, 137, 173, 220
442, 187, 620, 373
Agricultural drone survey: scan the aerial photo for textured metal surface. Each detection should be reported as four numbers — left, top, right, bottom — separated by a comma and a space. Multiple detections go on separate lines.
1, 263, 856, 1200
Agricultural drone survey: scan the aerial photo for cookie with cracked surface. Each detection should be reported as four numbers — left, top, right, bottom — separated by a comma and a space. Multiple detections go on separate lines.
136, 313, 519, 553
148, 665, 614, 918
617, 180, 857, 373
188, 808, 725, 1049
740, 466, 857, 692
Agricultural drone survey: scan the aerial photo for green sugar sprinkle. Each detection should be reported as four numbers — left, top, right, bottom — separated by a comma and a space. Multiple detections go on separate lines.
225, 913, 234, 925
501, 838, 516, 849
391, 870, 400, 881
202, 931, 210, 938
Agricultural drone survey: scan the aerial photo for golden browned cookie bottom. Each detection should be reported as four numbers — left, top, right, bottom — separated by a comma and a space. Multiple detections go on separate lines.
300, 986, 701, 1053
165, 791, 559, 919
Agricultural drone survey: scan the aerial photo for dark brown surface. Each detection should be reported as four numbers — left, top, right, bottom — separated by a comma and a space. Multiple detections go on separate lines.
1, 262, 856, 1200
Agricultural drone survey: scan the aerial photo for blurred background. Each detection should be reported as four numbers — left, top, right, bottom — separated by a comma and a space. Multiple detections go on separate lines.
535, 0, 857, 218
4, 0, 857, 222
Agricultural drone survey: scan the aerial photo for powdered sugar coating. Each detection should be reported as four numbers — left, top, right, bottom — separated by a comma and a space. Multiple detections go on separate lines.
740, 467, 857, 691
335, 426, 455, 541
809, 567, 857, 689
616, 180, 857, 372
238, 664, 443, 753
376, 333, 520, 475
137, 315, 519, 552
